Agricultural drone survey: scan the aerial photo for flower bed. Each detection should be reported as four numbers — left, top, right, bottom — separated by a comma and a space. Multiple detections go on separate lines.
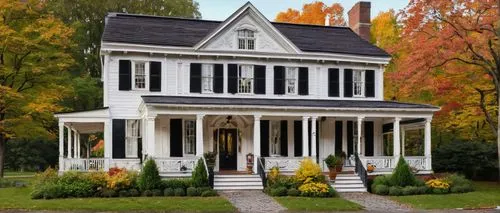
370, 157, 473, 196
265, 158, 337, 198
31, 158, 217, 199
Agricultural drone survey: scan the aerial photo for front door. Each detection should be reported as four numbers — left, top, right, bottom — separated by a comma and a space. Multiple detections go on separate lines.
217, 128, 237, 170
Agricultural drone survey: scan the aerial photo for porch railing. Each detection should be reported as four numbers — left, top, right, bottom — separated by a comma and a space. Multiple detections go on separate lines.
63, 158, 107, 171
360, 156, 395, 170
405, 156, 427, 172
201, 156, 214, 188
264, 157, 303, 172
154, 157, 199, 173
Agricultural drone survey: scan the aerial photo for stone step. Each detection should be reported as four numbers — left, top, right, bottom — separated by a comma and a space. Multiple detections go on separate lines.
333, 183, 365, 188
214, 185, 264, 190
160, 173, 192, 178
335, 188, 367, 192
214, 177, 262, 182
335, 176, 361, 180
333, 180, 363, 184
214, 174, 259, 178
214, 181, 263, 186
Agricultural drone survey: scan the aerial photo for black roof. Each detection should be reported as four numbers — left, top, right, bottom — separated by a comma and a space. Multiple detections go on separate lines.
141, 96, 438, 110
102, 13, 390, 57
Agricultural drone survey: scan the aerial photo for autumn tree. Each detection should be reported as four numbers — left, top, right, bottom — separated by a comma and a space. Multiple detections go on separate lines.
0, 0, 74, 177
276, 1, 346, 26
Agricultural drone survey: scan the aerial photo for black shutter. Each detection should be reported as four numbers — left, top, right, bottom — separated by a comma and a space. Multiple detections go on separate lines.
149, 61, 162, 92
214, 64, 224, 93
347, 121, 353, 156
298, 67, 309, 95
260, 120, 269, 157
365, 70, 375, 97
274, 66, 285, 95
364, 121, 374, 156
294, 121, 302, 157
280, 120, 288, 156
328, 68, 340, 97
335, 121, 343, 155
170, 119, 183, 157
118, 60, 131, 91
190, 63, 201, 93
228, 64, 238, 94
308, 120, 311, 156
254, 65, 266, 94
112, 119, 126, 158
344, 69, 353, 97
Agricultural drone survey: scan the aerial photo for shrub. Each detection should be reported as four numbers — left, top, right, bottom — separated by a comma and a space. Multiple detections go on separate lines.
174, 188, 185, 196
267, 167, 281, 186
432, 187, 449, 194
128, 188, 140, 197
268, 175, 299, 189
451, 185, 473, 193
324, 154, 339, 168
138, 159, 162, 191
163, 178, 193, 190
192, 159, 208, 187
287, 188, 300, 196
390, 157, 417, 187
152, 189, 163, 196
446, 174, 473, 192
186, 187, 201, 196
298, 182, 331, 197
142, 190, 153, 197
164, 188, 175, 196
327, 186, 337, 197
270, 187, 288, 197
373, 184, 389, 195
416, 186, 428, 194
388, 186, 403, 196
58, 172, 97, 197
201, 190, 218, 197
33, 182, 66, 199
371, 175, 392, 192
402, 186, 418, 196
101, 188, 117, 198
198, 186, 211, 193
106, 169, 138, 191
118, 190, 130, 197
295, 158, 323, 184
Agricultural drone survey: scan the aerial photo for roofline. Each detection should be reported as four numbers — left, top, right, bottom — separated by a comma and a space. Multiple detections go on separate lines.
54, 107, 110, 118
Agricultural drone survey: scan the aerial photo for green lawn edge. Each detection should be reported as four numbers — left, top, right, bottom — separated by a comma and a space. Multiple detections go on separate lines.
274, 196, 363, 212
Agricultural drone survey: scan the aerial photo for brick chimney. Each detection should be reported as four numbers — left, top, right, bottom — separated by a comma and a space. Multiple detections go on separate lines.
348, 1, 371, 41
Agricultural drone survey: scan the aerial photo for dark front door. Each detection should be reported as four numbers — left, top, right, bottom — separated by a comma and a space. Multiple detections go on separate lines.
217, 128, 238, 170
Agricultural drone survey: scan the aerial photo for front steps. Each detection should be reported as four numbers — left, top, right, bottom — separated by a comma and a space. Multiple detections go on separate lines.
214, 174, 264, 190
332, 173, 367, 192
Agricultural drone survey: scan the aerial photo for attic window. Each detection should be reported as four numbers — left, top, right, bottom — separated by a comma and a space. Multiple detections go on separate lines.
238, 29, 255, 50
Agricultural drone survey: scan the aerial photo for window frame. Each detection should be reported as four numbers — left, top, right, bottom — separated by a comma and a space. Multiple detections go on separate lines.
201, 64, 214, 94
132, 61, 149, 90
238, 64, 254, 94
183, 119, 196, 156
352, 69, 365, 97
237, 29, 256, 50
285, 67, 298, 95
269, 120, 282, 156
125, 119, 141, 158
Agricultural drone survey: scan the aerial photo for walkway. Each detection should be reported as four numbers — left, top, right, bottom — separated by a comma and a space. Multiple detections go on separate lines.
340, 192, 413, 212
219, 191, 286, 213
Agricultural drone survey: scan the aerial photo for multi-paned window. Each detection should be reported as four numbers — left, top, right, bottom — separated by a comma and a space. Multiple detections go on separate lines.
238, 29, 255, 50
238, 65, 254, 93
125, 120, 141, 158
270, 120, 281, 156
352, 70, 365, 97
201, 64, 214, 93
285, 67, 298, 95
134, 62, 146, 89
184, 120, 196, 155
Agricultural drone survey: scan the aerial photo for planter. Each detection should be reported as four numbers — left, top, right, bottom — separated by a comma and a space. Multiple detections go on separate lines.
328, 166, 337, 180
335, 163, 343, 172
367, 164, 376, 173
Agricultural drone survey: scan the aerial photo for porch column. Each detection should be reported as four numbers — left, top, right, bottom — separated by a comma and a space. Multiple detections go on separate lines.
311, 116, 317, 162
401, 127, 406, 156
77, 133, 81, 158
424, 118, 432, 170
196, 114, 205, 156
103, 120, 111, 170
253, 115, 261, 174
146, 116, 156, 158
73, 130, 78, 159
342, 120, 347, 154
393, 117, 401, 164
302, 116, 310, 157
67, 126, 72, 158
58, 122, 64, 171
357, 116, 364, 155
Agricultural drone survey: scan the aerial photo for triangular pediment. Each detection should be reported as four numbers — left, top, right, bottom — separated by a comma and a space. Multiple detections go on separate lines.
195, 2, 300, 54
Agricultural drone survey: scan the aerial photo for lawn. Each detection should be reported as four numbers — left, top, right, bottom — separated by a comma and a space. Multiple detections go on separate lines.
0, 186, 236, 212
391, 182, 500, 209
274, 197, 363, 211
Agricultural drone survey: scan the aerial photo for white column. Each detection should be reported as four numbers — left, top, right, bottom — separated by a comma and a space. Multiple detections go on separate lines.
342, 120, 347, 154
302, 116, 310, 157
58, 122, 64, 171
393, 117, 401, 164
196, 114, 205, 156
311, 116, 317, 161
253, 115, 261, 174
77, 133, 81, 158
103, 120, 111, 170
73, 130, 78, 159
401, 127, 406, 156
67, 126, 72, 158
146, 116, 156, 158
424, 118, 432, 170
357, 116, 364, 155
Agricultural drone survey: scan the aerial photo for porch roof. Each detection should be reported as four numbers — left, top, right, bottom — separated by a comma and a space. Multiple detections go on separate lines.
141, 96, 439, 110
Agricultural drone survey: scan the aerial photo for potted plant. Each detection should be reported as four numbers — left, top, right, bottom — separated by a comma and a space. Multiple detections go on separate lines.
324, 154, 338, 180
367, 163, 376, 173
203, 151, 217, 169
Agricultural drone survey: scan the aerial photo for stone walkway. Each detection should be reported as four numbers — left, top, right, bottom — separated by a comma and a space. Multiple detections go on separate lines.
219, 191, 286, 213
340, 192, 413, 212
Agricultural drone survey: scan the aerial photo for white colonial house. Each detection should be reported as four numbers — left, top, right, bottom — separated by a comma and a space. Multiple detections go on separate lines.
55, 2, 438, 191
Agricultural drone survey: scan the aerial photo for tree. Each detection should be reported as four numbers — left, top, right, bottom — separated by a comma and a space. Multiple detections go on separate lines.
275, 1, 346, 26
0, 0, 74, 177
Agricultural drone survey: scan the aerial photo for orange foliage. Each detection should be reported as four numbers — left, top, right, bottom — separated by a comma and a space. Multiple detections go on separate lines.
275, 1, 346, 26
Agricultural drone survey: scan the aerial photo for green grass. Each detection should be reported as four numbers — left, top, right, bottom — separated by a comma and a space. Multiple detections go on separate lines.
274, 197, 363, 211
0, 186, 236, 212
391, 182, 500, 209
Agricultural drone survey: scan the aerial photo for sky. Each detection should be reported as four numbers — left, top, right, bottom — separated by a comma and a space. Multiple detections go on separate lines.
197, 0, 409, 21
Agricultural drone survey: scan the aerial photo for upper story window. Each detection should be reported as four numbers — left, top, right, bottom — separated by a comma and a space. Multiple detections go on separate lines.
184, 120, 196, 155
133, 62, 147, 90
353, 70, 365, 97
285, 67, 298, 95
238, 65, 254, 94
126, 120, 141, 158
202, 64, 214, 93
238, 29, 255, 50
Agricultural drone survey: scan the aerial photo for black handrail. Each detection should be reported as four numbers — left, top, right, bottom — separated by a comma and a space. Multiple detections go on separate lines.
354, 153, 368, 187
201, 156, 214, 188
257, 157, 267, 187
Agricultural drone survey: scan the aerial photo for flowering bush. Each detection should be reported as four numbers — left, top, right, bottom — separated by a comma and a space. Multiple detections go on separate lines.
298, 182, 333, 197
108, 167, 125, 176
426, 178, 450, 189
295, 158, 323, 184
106, 169, 138, 191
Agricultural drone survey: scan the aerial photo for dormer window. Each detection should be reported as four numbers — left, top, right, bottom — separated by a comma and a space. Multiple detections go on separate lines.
238, 29, 255, 50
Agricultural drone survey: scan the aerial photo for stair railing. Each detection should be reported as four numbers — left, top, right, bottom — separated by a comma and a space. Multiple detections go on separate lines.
201, 155, 214, 188
257, 157, 267, 187
354, 153, 368, 187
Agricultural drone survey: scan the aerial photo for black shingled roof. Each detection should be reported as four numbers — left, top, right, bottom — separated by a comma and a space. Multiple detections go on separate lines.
141, 96, 438, 110
102, 13, 390, 57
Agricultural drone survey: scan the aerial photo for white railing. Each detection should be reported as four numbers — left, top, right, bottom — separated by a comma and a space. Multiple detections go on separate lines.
264, 157, 304, 172
154, 157, 199, 173
360, 156, 395, 170
405, 156, 427, 171
63, 158, 107, 171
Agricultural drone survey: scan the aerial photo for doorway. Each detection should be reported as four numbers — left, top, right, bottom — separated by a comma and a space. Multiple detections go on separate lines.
216, 128, 238, 170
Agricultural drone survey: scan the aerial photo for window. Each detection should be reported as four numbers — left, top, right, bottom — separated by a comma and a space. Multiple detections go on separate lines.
238, 65, 254, 93
184, 120, 196, 155
352, 70, 365, 97
238, 29, 255, 50
126, 120, 141, 158
201, 64, 214, 93
134, 62, 146, 89
270, 120, 281, 156
285, 67, 298, 95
